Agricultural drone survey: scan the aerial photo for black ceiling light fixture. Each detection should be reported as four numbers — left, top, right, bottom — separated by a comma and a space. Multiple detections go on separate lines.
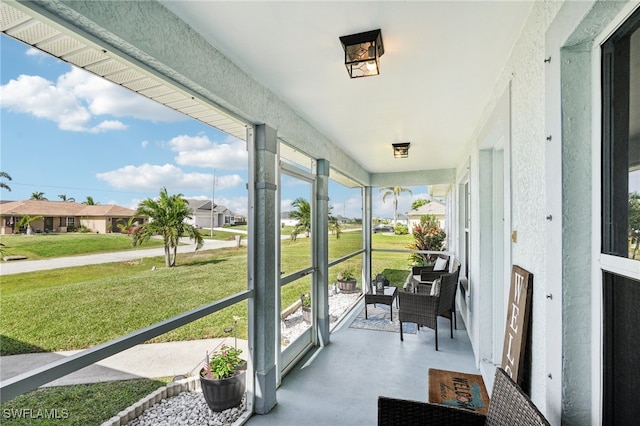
339, 29, 384, 78
392, 143, 410, 159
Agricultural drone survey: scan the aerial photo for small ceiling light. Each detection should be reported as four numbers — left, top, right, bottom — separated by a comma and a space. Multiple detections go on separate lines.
393, 143, 410, 158
339, 29, 384, 78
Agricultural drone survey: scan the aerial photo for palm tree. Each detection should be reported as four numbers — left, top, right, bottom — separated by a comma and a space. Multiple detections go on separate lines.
289, 198, 342, 240
132, 187, 203, 267
289, 197, 311, 240
0, 171, 12, 192
117, 216, 139, 235
58, 194, 75, 202
328, 205, 342, 239
379, 186, 413, 225
30, 191, 47, 200
82, 196, 99, 205
18, 214, 44, 235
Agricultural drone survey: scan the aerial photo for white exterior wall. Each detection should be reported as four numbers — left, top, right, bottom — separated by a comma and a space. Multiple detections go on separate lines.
458, 1, 639, 424
456, 0, 564, 418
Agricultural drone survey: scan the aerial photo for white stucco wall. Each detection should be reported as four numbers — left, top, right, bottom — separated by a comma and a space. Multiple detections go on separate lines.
459, 1, 637, 424
456, 0, 564, 417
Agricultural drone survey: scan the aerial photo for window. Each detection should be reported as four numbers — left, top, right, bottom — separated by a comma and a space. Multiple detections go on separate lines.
602, 8, 640, 261
601, 7, 640, 424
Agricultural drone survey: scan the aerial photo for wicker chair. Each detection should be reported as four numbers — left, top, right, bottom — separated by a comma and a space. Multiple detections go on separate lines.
416, 259, 461, 330
398, 271, 457, 350
377, 367, 550, 426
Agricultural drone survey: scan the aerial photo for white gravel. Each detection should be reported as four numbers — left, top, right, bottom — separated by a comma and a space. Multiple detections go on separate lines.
127, 291, 361, 425
128, 392, 245, 426
281, 289, 361, 345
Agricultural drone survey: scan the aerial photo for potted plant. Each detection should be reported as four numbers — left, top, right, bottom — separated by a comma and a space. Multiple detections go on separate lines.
300, 292, 311, 323
337, 268, 357, 292
200, 344, 247, 412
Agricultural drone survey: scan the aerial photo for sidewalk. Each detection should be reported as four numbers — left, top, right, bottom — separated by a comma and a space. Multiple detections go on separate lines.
0, 338, 249, 387
0, 234, 243, 276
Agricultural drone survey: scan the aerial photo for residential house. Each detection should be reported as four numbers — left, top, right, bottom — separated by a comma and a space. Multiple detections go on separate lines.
0, 200, 141, 235
184, 199, 234, 229
2, 2, 639, 424
407, 201, 446, 230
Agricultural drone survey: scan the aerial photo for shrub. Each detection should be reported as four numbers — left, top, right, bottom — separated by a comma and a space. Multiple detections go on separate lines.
407, 214, 446, 265
394, 223, 408, 235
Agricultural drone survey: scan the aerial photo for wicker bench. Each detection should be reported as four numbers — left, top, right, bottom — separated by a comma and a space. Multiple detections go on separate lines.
378, 367, 550, 426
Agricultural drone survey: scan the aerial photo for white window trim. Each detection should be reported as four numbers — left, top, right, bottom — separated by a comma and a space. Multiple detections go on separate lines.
591, 3, 640, 424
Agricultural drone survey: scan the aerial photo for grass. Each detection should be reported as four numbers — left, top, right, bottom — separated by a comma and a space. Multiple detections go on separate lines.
0, 231, 420, 421
0, 248, 249, 355
0, 231, 416, 355
0, 233, 164, 260
0, 378, 169, 425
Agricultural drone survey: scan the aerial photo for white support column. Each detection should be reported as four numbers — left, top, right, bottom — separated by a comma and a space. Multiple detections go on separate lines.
364, 187, 373, 288
250, 124, 278, 414
315, 159, 330, 344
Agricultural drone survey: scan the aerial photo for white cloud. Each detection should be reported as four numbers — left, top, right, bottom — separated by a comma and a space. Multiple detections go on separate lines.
58, 68, 183, 122
0, 67, 184, 132
168, 134, 247, 170
25, 47, 46, 57
141, 140, 149, 148
96, 163, 245, 193
90, 120, 127, 133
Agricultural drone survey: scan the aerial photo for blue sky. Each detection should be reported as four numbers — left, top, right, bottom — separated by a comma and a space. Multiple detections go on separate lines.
1, 35, 426, 219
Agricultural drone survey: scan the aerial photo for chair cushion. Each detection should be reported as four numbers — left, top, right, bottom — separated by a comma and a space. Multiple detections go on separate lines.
430, 278, 441, 296
434, 256, 448, 271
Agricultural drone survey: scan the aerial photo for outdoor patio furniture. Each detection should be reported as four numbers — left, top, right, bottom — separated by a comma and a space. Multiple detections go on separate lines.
403, 254, 451, 292
365, 286, 398, 321
377, 367, 550, 425
416, 259, 461, 329
398, 271, 457, 350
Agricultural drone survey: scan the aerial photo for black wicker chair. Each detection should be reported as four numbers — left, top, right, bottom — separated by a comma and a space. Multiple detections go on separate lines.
416, 259, 461, 329
378, 367, 550, 426
398, 271, 457, 350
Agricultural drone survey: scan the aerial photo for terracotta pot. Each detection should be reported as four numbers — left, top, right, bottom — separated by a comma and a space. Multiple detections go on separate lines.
200, 368, 246, 412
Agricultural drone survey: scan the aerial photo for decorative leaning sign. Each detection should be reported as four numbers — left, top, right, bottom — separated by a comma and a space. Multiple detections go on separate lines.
501, 265, 533, 386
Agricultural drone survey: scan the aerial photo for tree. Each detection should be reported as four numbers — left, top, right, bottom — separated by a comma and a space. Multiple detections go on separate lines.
328, 205, 342, 239
132, 187, 203, 267
379, 186, 413, 224
18, 214, 44, 235
117, 216, 139, 235
407, 214, 446, 265
30, 192, 47, 200
58, 194, 75, 202
411, 199, 429, 211
289, 197, 311, 241
0, 171, 12, 192
82, 196, 99, 205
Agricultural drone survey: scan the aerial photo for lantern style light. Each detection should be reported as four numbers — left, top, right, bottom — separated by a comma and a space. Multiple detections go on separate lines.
393, 143, 410, 158
339, 29, 384, 78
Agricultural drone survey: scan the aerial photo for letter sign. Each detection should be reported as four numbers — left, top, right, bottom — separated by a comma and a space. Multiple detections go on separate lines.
501, 265, 533, 386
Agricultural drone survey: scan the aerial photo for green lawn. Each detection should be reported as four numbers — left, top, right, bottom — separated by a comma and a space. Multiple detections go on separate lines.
0, 231, 416, 356
0, 378, 169, 425
0, 233, 164, 260
0, 231, 418, 419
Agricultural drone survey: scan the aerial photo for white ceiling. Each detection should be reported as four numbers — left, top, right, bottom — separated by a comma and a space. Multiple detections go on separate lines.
160, 1, 533, 175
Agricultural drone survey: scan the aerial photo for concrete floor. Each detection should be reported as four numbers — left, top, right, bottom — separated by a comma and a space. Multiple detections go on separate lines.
247, 300, 480, 426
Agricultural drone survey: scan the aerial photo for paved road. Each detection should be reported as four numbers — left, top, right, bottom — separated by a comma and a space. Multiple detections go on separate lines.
0, 235, 244, 276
